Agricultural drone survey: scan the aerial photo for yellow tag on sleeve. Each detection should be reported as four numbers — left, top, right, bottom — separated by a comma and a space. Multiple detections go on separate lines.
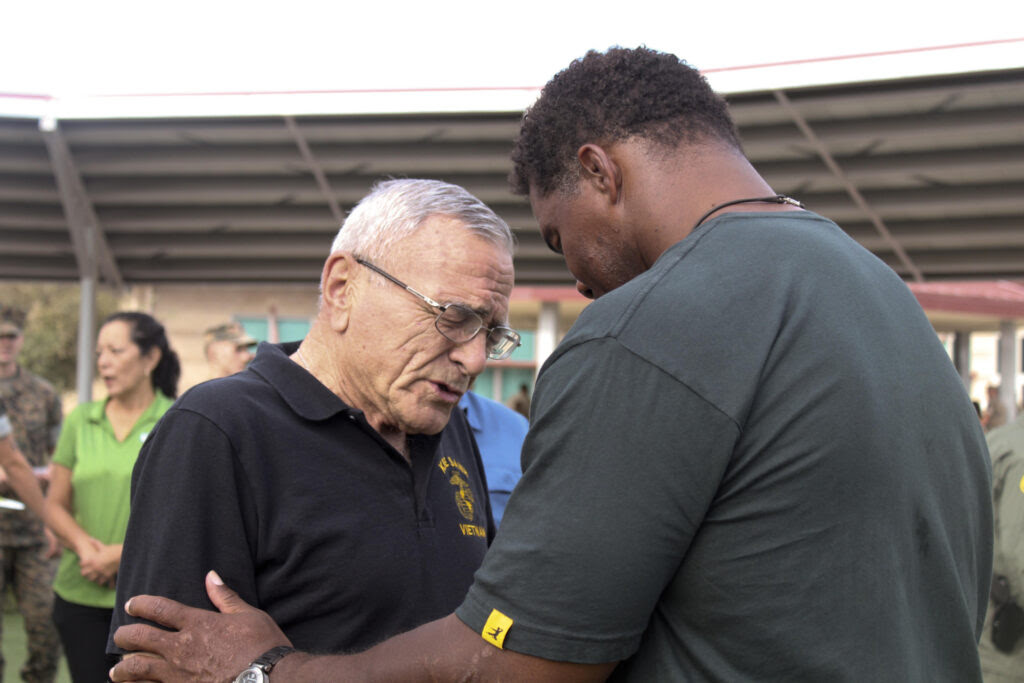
481, 608, 514, 649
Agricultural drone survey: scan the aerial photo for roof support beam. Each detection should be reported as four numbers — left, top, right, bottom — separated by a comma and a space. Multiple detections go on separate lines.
39, 118, 123, 404
38, 120, 124, 288
284, 115, 345, 226
772, 89, 924, 282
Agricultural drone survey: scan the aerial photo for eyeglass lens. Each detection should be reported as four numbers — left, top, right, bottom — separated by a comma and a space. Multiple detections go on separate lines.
485, 329, 519, 359
434, 307, 519, 360
435, 306, 478, 340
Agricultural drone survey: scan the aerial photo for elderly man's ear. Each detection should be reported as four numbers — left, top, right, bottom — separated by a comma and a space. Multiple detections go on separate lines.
320, 252, 358, 333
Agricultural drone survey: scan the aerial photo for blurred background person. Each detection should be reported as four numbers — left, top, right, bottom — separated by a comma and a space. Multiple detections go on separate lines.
0, 304, 62, 683
0, 402, 50, 519
505, 382, 531, 419
459, 388, 526, 527
203, 321, 257, 379
0, 304, 63, 683
45, 312, 178, 683
984, 383, 1009, 432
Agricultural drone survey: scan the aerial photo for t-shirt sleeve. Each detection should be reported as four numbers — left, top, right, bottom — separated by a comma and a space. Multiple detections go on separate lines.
455, 337, 738, 664
108, 406, 260, 654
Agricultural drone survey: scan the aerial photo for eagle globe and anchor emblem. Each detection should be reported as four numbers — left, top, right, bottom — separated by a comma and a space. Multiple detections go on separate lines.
449, 469, 476, 520
440, 457, 476, 521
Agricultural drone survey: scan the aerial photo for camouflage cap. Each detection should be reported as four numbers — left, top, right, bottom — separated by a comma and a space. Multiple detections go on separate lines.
203, 322, 257, 350
0, 306, 26, 335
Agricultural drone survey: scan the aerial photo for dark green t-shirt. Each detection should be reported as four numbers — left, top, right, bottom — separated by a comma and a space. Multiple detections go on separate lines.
457, 212, 992, 681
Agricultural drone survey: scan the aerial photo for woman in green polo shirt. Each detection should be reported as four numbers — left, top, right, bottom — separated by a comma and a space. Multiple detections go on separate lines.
45, 312, 179, 683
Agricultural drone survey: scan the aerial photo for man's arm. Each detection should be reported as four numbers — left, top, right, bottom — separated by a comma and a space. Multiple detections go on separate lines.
111, 572, 616, 682
0, 434, 48, 520
284, 614, 616, 682
111, 407, 261, 649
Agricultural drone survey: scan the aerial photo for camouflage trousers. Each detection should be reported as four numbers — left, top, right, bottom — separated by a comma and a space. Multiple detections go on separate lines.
0, 544, 60, 683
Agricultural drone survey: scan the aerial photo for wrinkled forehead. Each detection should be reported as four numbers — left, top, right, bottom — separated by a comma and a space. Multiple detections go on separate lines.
388, 217, 511, 268
395, 226, 514, 314
418, 214, 514, 258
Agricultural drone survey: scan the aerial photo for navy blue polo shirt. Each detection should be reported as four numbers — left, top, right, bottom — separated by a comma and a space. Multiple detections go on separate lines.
111, 342, 493, 653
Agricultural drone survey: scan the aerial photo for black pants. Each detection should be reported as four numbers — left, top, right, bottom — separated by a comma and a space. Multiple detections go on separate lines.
52, 594, 118, 683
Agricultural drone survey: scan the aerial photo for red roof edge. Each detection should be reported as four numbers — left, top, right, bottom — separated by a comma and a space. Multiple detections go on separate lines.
511, 286, 587, 303
908, 280, 1024, 319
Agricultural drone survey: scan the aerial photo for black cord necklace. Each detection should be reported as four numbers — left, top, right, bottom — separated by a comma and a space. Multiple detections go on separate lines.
691, 194, 804, 231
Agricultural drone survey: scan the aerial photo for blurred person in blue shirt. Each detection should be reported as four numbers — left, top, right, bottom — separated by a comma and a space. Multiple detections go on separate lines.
459, 390, 526, 526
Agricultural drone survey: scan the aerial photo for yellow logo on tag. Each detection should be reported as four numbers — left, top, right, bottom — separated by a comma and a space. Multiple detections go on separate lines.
1019, 474, 1024, 494
481, 608, 513, 649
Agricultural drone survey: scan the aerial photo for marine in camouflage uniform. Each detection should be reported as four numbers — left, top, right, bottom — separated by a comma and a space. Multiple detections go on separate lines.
0, 307, 62, 683
980, 412, 1024, 681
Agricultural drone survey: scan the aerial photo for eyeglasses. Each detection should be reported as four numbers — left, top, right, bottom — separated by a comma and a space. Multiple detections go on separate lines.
356, 258, 521, 361
0, 333, 19, 340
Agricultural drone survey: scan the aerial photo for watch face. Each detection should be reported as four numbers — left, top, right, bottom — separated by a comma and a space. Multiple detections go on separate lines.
234, 667, 266, 683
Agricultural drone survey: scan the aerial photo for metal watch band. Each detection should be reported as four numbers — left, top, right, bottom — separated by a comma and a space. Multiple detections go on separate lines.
251, 645, 297, 673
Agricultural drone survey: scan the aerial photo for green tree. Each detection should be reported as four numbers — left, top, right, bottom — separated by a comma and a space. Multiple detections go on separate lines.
0, 282, 119, 393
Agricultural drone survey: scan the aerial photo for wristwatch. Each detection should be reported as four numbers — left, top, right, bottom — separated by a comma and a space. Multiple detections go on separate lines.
233, 645, 296, 682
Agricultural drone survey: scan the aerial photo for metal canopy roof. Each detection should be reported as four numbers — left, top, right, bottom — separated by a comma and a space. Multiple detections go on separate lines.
2, 66, 1023, 288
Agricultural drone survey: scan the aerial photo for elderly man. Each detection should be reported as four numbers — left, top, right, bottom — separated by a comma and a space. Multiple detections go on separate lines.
0, 305, 62, 683
109, 179, 519, 655
203, 321, 258, 379
112, 47, 991, 682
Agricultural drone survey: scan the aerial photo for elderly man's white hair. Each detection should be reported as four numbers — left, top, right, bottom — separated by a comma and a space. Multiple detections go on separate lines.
330, 178, 515, 262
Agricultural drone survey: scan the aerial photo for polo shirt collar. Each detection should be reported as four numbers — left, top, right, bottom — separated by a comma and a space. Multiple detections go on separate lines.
248, 341, 356, 422
85, 391, 172, 425
86, 397, 108, 423
249, 342, 448, 459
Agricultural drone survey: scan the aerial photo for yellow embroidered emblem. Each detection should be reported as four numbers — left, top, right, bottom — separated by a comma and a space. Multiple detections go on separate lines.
439, 457, 476, 520
481, 608, 513, 649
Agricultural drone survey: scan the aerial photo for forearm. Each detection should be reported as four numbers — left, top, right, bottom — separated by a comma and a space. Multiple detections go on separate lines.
273, 614, 614, 682
111, 573, 617, 683
1, 457, 48, 520
104, 543, 124, 573
45, 464, 94, 553
43, 497, 92, 554
275, 623, 459, 682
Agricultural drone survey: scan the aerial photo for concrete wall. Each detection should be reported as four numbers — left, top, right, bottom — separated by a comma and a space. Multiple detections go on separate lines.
126, 283, 319, 394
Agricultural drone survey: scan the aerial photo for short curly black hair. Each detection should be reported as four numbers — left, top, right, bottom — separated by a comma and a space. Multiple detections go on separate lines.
510, 46, 742, 197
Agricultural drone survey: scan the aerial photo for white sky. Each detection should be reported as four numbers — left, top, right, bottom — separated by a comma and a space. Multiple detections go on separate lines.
1, 0, 1022, 117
